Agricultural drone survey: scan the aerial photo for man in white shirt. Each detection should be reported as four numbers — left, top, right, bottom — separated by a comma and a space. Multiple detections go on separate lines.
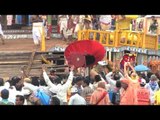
68, 86, 86, 105
42, 64, 74, 105
105, 71, 124, 91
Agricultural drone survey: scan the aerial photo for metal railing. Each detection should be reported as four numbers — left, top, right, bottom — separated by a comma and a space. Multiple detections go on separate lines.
78, 29, 158, 50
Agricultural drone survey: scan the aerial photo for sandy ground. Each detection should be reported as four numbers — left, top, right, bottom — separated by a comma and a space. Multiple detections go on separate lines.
0, 38, 68, 52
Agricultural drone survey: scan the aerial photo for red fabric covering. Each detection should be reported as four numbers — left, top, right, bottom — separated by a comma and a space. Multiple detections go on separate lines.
64, 40, 106, 68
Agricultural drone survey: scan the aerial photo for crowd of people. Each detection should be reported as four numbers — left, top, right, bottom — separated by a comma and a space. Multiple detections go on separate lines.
0, 59, 159, 105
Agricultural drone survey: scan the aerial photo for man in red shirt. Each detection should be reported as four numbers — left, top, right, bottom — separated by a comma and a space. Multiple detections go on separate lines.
136, 79, 150, 105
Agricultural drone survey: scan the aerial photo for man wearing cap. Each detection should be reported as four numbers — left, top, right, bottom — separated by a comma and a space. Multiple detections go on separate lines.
136, 79, 150, 105
68, 86, 86, 105
83, 15, 92, 30
97, 60, 108, 81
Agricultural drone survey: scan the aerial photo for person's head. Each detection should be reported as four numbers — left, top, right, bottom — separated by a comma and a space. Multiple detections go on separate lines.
98, 65, 105, 72
15, 95, 25, 105
75, 76, 84, 87
140, 78, 146, 87
82, 77, 90, 88
94, 75, 101, 83
50, 68, 56, 76
150, 74, 158, 82
131, 72, 137, 80
97, 81, 106, 89
31, 76, 39, 86
147, 71, 153, 78
70, 87, 78, 96
10, 76, 21, 86
113, 73, 121, 81
120, 78, 129, 90
15, 82, 24, 91
0, 78, 4, 86
54, 77, 62, 85
50, 96, 60, 105
1, 89, 9, 99
39, 78, 47, 86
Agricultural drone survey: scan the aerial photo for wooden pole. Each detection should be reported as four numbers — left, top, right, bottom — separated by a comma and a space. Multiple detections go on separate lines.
41, 26, 46, 51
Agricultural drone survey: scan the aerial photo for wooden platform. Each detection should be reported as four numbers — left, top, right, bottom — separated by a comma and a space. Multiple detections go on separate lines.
0, 38, 68, 79
0, 51, 67, 78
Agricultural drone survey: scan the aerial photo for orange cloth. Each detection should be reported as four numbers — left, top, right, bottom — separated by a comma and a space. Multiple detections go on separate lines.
136, 87, 150, 105
120, 78, 137, 105
90, 88, 110, 105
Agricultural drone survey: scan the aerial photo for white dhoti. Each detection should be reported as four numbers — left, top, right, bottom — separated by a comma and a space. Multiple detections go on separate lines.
0, 24, 4, 36
59, 19, 68, 32
32, 22, 43, 45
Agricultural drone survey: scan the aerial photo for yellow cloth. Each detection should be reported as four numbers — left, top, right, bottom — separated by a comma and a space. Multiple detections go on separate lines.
125, 15, 139, 19
154, 90, 160, 105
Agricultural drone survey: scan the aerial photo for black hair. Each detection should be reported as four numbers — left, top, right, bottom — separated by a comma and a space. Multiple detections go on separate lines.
10, 76, 21, 86
15, 84, 23, 91
50, 96, 60, 105
1, 89, 9, 99
83, 77, 90, 86
54, 77, 62, 84
0, 78, 4, 86
72, 77, 76, 86
31, 76, 39, 86
113, 73, 121, 81
95, 75, 101, 82
16, 95, 25, 103
75, 76, 85, 83
147, 72, 153, 79
116, 80, 121, 88
39, 78, 47, 86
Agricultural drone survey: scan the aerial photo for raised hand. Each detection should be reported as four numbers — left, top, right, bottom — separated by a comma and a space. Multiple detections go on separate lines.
42, 64, 47, 71
70, 65, 75, 71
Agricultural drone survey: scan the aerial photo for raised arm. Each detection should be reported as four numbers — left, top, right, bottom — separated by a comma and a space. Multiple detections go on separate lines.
61, 66, 74, 91
42, 64, 57, 88
105, 72, 116, 86
128, 62, 136, 74
124, 62, 132, 81
23, 82, 39, 92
